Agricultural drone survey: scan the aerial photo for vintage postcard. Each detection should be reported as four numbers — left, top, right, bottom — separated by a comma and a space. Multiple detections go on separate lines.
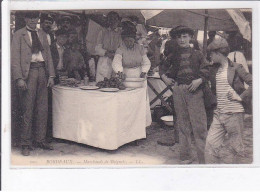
2, 1, 258, 169
2, 0, 260, 191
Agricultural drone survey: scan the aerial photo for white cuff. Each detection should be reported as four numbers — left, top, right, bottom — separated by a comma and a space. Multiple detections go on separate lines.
141, 55, 151, 73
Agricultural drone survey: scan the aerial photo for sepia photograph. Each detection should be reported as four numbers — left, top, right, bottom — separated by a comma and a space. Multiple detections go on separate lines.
8, 7, 254, 167
2, 0, 260, 191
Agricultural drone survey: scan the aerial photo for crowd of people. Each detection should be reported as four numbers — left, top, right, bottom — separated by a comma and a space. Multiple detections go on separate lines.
11, 11, 252, 165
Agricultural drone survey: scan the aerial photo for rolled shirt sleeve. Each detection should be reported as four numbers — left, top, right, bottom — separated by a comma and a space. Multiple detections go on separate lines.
95, 30, 107, 56
141, 54, 151, 73
140, 46, 151, 73
112, 47, 124, 73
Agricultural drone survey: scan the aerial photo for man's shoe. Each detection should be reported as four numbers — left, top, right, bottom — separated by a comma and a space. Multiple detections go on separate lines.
34, 142, 54, 150
21, 146, 30, 156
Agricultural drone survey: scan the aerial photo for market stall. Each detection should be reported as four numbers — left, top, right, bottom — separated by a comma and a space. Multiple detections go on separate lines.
10, 9, 252, 151
53, 85, 151, 150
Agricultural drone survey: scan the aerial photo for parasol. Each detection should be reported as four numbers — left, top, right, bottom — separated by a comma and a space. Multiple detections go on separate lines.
144, 9, 251, 54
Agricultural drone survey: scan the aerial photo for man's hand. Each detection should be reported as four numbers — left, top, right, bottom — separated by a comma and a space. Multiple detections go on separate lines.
188, 78, 202, 93
47, 77, 55, 88
140, 72, 147, 78
161, 74, 175, 86
17, 79, 27, 91
227, 90, 242, 102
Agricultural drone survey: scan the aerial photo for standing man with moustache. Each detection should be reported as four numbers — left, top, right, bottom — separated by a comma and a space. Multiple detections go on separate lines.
60, 15, 72, 33
11, 11, 55, 156
40, 13, 55, 46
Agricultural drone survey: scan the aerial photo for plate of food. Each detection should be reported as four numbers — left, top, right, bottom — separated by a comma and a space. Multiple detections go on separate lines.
99, 88, 120, 92
80, 86, 99, 90
124, 88, 136, 91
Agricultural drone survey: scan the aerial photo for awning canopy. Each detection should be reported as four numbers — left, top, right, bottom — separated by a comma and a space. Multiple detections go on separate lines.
145, 9, 251, 41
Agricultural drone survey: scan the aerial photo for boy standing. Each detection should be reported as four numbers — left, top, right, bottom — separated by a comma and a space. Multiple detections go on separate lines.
205, 38, 252, 164
160, 26, 210, 164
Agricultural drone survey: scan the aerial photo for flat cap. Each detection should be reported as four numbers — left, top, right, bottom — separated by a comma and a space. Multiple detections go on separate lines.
41, 13, 54, 23
60, 15, 72, 22
171, 25, 194, 37
207, 37, 229, 51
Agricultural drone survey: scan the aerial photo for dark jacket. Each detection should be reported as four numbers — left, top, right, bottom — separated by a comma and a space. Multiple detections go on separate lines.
210, 59, 252, 114
159, 47, 210, 84
50, 41, 61, 72
50, 41, 66, 84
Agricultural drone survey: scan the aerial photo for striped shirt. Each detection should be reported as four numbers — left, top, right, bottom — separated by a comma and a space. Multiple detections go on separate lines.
216, 62, 244, 113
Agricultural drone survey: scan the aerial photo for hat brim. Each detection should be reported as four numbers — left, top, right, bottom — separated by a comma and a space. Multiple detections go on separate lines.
173, 29, 194, 37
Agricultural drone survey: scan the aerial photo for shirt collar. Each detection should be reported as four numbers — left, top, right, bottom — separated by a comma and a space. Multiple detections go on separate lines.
26, 25, 38, 32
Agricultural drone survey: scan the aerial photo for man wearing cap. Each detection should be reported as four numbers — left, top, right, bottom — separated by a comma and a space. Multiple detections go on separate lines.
40, 13, 55, 45
46, 29, 69, 142
95, 11, 122, 82
205, 38, 252, 164
159, 25, 210, 164
60, 15, 72, 32
11, 11, 55, 156
50, 29, 69, 77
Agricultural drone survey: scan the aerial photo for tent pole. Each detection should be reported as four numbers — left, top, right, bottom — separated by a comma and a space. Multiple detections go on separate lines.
81, 10, 88, 53
203, 9, 209, 56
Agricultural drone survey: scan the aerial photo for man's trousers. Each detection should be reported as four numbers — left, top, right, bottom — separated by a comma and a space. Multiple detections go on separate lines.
19, 64, 48, 146
205, 111, 245, 164
172, 85, 208, 164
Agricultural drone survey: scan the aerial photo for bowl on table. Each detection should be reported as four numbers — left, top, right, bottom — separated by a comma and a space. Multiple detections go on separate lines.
123, 78, 145, 88
160, 115, 174, 127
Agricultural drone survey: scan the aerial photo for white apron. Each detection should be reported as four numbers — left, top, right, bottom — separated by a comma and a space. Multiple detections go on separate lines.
123, 66, 152, 127
123, 66, 142, 78
96, 56, 113, 82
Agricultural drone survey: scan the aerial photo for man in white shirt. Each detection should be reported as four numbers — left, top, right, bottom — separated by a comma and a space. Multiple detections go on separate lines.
11, 11, 55, 156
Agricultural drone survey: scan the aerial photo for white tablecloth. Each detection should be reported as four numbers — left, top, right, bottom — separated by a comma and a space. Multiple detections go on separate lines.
52, 85, 151, 150
147, 77, 173, 108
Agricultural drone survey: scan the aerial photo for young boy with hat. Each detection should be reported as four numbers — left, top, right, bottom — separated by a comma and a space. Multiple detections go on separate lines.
205, 38, 252, 164
159, 25, 210, 164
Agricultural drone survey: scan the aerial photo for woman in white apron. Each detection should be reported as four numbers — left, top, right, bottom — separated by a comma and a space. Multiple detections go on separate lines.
112, 27, 151, 78
112, 26, 152, 127
95, 11, 122, 82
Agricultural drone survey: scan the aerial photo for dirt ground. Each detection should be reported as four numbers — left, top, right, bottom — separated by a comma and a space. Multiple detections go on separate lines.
11, 115, 253, 167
